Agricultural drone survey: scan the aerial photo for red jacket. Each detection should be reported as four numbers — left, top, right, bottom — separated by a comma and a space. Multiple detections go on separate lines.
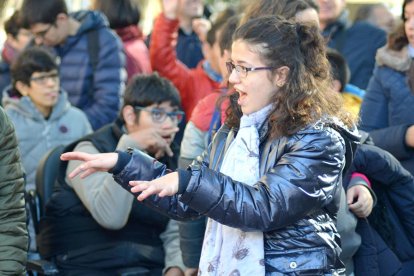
190, 86, 229, 132
150, 14, 221, 120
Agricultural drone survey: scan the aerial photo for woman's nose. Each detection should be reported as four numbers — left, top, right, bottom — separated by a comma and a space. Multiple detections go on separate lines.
228, 69, 240, 84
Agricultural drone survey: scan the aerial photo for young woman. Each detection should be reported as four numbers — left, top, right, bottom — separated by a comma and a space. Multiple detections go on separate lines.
61, 16, 357, 275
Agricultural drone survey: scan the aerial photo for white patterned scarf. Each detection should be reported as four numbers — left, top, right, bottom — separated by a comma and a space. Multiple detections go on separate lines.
198, 105, 272, 275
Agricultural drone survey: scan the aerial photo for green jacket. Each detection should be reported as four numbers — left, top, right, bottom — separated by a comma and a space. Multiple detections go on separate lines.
0, 107, 28, 275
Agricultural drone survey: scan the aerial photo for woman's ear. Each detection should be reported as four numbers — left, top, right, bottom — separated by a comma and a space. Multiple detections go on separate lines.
332, 79, 342, 93
274, 66, 290, 87
15, 81, 29, 96
122, 105, 137, 126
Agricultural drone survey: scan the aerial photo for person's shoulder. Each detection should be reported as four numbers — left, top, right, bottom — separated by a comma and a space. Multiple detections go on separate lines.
66, 104, 88, 118
72, 10, 108, 30
296, 117, 359, 146
348, 21, 386, 39
64, 105, 91, 129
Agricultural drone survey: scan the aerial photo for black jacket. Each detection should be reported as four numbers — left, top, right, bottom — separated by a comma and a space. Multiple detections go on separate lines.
347, 142, 414, 276
38, 119, 169, 259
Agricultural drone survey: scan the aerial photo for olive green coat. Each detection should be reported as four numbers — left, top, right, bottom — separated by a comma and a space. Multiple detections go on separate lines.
0, 107, 28, 275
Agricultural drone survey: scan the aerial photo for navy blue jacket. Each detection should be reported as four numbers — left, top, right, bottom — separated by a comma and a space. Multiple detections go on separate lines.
322, 12, 386, 89
54, 11, 126, 130
359, 46, 414, 176
146, 27, 203, 69
111, 119, 359, 275
345, 142, 414, 276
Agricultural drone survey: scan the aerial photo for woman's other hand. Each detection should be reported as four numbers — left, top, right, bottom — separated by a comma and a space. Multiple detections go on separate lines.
60, 152, 119, 179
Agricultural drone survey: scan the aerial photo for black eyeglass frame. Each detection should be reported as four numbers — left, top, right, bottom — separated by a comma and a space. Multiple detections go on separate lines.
33, 23, 54, 40
226, 61, 275, 78
30, 72, 59, 85
134, 106, 185, 124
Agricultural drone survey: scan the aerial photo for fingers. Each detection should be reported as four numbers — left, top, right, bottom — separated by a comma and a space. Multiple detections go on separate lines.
66, 157, 113, 179
60, 151, 93, 162
163, 143, 174, 157
152, 135, 173, 158
130, 181, 161, 201
67, 162, 98, 179
349, 201, 372, 218
346, 186, 356, 205
129, 179, 173, 201
347, 185, 374, 218
348, 193, 373, 218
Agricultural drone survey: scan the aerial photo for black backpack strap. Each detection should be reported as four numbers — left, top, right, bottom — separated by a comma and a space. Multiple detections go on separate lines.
86, 29, 100, 99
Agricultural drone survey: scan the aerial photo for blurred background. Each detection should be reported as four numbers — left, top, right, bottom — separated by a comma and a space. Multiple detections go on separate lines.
0, 0, 405, 46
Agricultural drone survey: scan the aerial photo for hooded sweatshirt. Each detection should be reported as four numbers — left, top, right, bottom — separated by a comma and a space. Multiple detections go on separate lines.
2, 88, 92, 191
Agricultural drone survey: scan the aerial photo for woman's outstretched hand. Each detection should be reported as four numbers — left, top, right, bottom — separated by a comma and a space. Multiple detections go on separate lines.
129, 172, 179, 201
60, 152, 119, 179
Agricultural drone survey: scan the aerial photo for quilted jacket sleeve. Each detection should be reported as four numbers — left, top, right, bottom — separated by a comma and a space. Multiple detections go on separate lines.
113, 126, 345, 231
179, 128, 345, 231
112, 149, 202, 220
0, 107, 28, 275
149, 14, 195, 116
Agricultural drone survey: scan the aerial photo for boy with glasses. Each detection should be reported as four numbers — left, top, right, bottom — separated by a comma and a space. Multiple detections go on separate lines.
2, 46, 92, 257
19, 0, 126, 130
37, 73, 185, 275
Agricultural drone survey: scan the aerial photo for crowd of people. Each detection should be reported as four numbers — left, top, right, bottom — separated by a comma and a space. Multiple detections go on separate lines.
0, 0, 413, 275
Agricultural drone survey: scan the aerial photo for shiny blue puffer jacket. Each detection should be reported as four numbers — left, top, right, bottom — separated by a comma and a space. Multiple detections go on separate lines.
113, 119, 359, 275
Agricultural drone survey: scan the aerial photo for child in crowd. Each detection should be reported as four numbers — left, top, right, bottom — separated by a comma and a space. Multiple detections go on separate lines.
38, 73, 186, 275
2, 46, 91, 256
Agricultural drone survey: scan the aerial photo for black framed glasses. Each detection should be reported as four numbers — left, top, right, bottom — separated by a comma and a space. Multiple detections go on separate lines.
30, 72, 59, 85
33, 23, 54, 40
134, 106, 184, 124
226, 61, 275, 78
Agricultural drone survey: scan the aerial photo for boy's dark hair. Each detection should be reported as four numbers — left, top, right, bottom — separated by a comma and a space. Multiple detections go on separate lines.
218, 15, 240, 54
326, 48, 350, 92
4, 11, 23, 37
92, 0, 140, 29
11, 46, 58, 96
123, 73, 181, 112
20, 0, 68, 28
206, 7, 236, 46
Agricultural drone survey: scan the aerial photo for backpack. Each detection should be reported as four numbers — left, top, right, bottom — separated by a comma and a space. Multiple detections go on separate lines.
86, 29, 99, 99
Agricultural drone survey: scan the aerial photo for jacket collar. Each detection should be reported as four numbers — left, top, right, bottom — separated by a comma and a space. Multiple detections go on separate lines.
322, 10, 351, 37
376, 45, 411, 72
202, 60, 222, 83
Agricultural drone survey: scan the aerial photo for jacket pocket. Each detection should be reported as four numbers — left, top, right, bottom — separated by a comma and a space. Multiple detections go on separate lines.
265, 246, 328, 274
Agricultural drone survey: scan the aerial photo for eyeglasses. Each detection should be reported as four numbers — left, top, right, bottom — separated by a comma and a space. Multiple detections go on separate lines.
134, 106, 184, 124
33, 23, 54, 40
30, 73, 59, 85
226, 61, 275, 78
